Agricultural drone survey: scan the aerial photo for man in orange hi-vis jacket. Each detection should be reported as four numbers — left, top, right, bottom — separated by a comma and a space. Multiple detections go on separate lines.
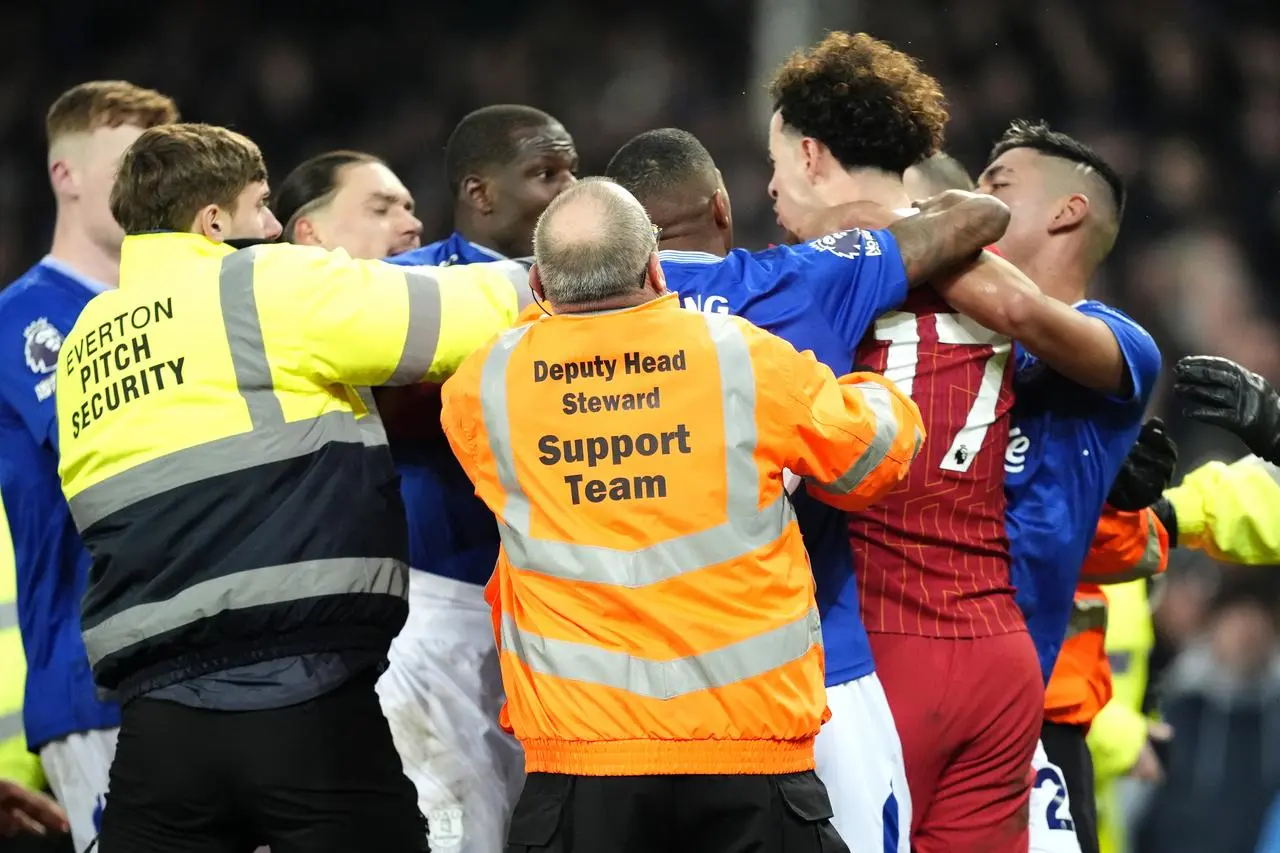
440, 178, 925, 853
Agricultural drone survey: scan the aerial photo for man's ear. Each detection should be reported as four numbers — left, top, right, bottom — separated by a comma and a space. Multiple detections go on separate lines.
647, 253, 667, 295
1049, 192, 1090, 235
49, 159, 78, 199
711, 188, 731, 230
192, 204, 224, 242
290, 215, 322, 247
529, 263, 545, 301
462, 175, 494, 216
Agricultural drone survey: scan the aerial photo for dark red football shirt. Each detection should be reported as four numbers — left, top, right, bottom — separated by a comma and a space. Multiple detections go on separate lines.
852, 287, 1024, 638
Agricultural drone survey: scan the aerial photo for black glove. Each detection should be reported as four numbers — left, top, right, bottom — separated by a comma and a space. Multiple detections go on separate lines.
1174, 355, 1280, 465
1151, 496, 1178, 549
1107, 417, 1178, 511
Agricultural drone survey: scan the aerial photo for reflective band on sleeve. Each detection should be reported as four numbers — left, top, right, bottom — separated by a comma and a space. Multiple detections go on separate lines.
500, 608, 822, 700
0, 600, 15, 632
354, 388, 388, 448
81, 556, 408, 666
478, 316, 794, 588
0, 710, 21, 744
1065, 598, 1108, 640
219, 249, 285, 429
1136, 511, 1163, 574
805, 381, 901, 497
387, 269, 444, 385
66, 411, 363, 530
488, 260, 537, 312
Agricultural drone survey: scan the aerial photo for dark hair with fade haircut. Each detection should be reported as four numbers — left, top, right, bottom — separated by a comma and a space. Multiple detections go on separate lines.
604, 128, 717, 207
273, 150, 384, 241
110, 123, 268, 234
769, 31, 948, 176
989, 119, 1126, 222
444, 104, 559, 195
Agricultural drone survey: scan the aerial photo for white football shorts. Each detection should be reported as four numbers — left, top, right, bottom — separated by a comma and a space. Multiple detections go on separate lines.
814, 673, 912, 853
1029, 738, 1083, 853
376, 570, 523, 853
39, 726, 119, 853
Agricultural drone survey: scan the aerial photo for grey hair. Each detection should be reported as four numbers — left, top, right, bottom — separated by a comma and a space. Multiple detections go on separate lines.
533, 177, 657, 306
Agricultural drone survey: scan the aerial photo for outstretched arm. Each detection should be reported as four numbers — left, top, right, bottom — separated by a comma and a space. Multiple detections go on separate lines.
934, 251, 1134, 396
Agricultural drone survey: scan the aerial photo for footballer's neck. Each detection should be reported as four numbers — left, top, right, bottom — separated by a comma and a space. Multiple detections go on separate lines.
820, 167, 911, 212
49, 210, 121, 288
454, 210, 516, 260
1020, 245, 1093, 307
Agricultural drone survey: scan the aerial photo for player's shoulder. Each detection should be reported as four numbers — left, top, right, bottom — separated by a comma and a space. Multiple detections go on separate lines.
0, 262, 80, 323
0, 263, 93, 381
386, 239, 449, 268
1076, 299, 1159, 360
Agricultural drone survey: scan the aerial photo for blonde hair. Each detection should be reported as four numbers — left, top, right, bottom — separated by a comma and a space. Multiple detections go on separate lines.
46, 80, 178, 147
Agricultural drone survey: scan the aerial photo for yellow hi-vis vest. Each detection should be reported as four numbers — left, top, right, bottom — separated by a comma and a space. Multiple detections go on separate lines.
56, 233, 532, 700
0, 495, 44, 790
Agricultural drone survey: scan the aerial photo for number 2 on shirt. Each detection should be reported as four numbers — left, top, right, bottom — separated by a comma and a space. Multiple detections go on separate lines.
872, 311, 1010, 473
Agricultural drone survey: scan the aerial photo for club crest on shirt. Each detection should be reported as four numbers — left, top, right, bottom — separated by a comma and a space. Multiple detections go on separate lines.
23, 317, 62, 375
808, 229, 882, 260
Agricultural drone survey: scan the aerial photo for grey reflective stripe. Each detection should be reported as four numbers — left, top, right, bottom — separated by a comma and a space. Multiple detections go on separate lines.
219, 248, 284, 429
805, 382, 903, 497
490, 260, 537, 312
0, 710, 22, 744
1065, 599, 1108, 640
81, 556, 407, 666
1136, 512, 1163, 574
479, 316, 794, 588
387, 270, 443, 385
501, 608, 822, 700
482, 324, 535, 537
704, 313, 766, 520
354, 388, 388, 448
66, 411, 362, 530
0, 600, 16, 632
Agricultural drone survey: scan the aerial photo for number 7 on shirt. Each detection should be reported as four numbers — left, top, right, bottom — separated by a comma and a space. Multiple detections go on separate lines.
872, 311, 1011, 473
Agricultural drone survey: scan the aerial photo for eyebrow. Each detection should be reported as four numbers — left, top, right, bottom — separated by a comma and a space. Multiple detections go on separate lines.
367, 191, 411, 206
981, 164, 1010, 181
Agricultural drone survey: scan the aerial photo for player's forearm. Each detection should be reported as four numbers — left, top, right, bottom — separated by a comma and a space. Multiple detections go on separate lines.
935, 250, 1041, 337
885, 195, 1010, 285
1007, 299, 1130, 396
938, 252, 1130, 395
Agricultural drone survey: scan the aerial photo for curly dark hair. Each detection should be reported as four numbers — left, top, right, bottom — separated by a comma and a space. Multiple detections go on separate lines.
769, 32, 948, 175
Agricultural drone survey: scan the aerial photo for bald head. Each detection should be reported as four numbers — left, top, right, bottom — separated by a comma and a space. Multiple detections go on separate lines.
904, 152, 974, 199
533, 178, 658, 307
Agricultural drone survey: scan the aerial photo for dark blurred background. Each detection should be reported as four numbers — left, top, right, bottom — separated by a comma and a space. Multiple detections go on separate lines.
2, 2, 1278, 851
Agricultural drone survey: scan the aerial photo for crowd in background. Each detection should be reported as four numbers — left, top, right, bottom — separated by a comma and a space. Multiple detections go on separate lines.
1, 1, 1277, 850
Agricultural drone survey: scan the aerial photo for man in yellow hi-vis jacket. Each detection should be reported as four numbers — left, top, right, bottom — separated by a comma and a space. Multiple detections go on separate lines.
0, 496, 43, 796
1154, 355, 1280, 565
55, 123, 533, 853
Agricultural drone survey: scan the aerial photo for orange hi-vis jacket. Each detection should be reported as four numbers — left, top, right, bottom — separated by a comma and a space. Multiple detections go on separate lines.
440, 294, 924, 776
1044, 507, 1169, 727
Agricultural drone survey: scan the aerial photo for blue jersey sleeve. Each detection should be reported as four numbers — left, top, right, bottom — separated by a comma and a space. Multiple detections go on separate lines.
0, 308, 62, 452
1079, 302, 1161, 405
1014, 301, 1160, 406
792, 228, 909, 350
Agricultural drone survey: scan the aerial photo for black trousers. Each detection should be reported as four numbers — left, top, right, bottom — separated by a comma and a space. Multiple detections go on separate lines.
505, 770, 847, 853
0, 829, 75, 853
1041, 720, 1099, 853
98, 673, 426, 853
